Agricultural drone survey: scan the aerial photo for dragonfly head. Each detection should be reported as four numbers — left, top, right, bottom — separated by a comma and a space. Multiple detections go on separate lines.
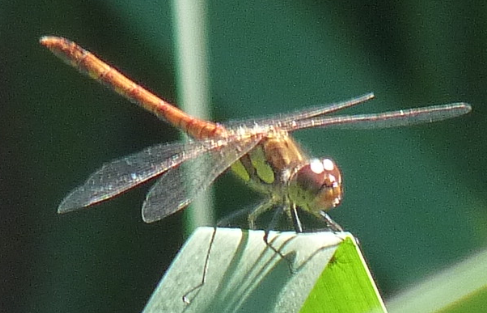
288, 158, 343, 214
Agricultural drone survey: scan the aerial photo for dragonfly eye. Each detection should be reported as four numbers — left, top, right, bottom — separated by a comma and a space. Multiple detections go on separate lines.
288, 158, 343, 213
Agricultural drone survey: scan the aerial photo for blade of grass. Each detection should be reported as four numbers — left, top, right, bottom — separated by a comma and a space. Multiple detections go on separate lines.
143, 227, 385, 313
387, 247, 487, 313
172, 0, 214, 232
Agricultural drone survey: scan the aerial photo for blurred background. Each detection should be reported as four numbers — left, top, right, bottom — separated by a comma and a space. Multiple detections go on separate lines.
1, 1, 486, 312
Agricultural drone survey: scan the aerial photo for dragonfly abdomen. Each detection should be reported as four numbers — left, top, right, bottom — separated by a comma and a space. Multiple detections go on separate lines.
39, 36, 225, 139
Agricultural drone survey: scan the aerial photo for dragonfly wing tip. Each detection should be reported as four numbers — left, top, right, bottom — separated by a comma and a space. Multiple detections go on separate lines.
57, 202, 78, 214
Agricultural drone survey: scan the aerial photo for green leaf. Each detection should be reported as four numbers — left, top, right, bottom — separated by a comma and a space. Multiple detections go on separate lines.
143, 227, 385, 313
300, 237, 386, 313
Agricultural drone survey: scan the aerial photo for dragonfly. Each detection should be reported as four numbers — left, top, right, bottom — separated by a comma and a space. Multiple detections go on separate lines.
41, 36, 471, 232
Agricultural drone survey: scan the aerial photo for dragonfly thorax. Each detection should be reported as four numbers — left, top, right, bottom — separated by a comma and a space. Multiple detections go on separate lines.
287, 158, 343, 214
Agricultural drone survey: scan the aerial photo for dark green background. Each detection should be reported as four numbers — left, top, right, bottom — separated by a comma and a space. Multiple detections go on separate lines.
1, 1, 485, 312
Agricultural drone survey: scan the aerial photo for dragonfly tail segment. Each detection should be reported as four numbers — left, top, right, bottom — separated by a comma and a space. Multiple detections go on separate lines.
39, 36, 225, 139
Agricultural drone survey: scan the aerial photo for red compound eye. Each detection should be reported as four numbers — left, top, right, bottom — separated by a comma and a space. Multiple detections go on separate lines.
288, 158, 343, 213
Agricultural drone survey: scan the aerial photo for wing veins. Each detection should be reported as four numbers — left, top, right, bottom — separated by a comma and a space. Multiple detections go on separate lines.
283, 102, 472, 131
142, 136, 262, 222
225, 93, 375, 128
58, 138, 237, 213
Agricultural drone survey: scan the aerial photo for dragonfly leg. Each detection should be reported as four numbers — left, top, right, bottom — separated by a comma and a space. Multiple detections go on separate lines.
216, 206, 253, 228
289, 205, 304, 233
262, 206, 298, 273
248, 199, 274, 229
318, 211, 344, 232
249, 200, 290, 262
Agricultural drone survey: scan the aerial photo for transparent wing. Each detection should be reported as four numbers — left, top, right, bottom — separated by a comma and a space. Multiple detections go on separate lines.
58, 138, 234, 213
225, 93, 375, 128
282, 102, 471, 131
141, 136, 262, 223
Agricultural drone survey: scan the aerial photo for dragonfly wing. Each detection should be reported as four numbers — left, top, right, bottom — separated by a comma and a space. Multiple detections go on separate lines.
58, 139, 227, 213
285, 102, 471, 131
141, 137, 262, 223
225, 93, 374, 128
